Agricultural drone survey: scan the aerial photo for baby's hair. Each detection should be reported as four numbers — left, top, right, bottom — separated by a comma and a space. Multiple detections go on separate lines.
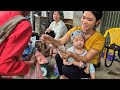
71, 30, 85, 42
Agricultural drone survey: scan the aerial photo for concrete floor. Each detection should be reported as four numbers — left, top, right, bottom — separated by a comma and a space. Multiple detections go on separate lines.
48, 57, 120, 79
46, 41, 120, 79
96, 58, 120, 79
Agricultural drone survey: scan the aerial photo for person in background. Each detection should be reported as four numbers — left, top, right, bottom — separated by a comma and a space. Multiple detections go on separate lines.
0, 11, 37, 77
40, 11, 105, 79
45, 11, 68, 57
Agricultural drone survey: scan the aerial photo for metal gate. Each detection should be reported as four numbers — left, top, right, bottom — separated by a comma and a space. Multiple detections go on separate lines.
100, 11, 120, 35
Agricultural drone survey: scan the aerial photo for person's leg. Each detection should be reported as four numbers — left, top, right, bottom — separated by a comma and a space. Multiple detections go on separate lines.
90, 73, 95, 79
55, 53, 64, 76
62, 65, 90, 79
90, 63, 95, 79
117, 46, 120, 58
59, 75, 68, 79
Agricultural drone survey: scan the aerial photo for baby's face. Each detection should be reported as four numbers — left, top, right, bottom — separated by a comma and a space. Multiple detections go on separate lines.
73, 35, 85, 48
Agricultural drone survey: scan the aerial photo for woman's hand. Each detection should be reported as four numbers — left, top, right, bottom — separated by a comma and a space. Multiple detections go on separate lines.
50, 47, 58, 58
40, 34, 54, 44
45, 28, 51, 33
63, 59, 72, 65
84, 67, 90, 74
59, 50, 72, 60
29, 55, 37, 66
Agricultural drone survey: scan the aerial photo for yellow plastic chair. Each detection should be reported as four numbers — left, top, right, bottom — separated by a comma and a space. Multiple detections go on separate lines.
103, 28, 120, 67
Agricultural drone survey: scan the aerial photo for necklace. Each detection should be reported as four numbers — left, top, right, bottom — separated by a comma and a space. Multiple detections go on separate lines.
73, 47, 85, 56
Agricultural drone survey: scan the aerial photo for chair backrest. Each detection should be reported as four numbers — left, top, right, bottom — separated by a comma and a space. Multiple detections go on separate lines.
104, 28, 120, 46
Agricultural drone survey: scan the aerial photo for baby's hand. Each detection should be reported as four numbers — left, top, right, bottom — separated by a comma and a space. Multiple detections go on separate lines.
63, 60, 72, 65
79, 61, 84, 68
84, 67, 89, 74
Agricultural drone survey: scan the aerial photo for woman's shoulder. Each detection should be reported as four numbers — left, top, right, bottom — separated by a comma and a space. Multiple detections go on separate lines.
51, 21, 55, 24
92, 31, 105, 42
95, 31, 105, 39
58, 20, 66, 25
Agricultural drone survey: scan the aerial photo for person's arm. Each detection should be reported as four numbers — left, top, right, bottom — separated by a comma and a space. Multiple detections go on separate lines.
70, 48, 100, 63
71, 37, 105, 63
60, 37, 105, 63
0, 20, 33, 76
40, 33, 70, 48
45, 22, 53, 33
72, 60, 84, 68
40, 27, 80, 48
63, 59, 67, 65
84, 62, 90, 74
45, 28, 51, 33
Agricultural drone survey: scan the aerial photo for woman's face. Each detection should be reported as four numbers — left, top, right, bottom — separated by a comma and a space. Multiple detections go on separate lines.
81, 11, 99, 33
53, 11, 61, 22
73, 35, 85, 49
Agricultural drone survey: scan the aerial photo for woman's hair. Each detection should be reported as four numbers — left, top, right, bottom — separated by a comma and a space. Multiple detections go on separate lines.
83, 11, 103, 21
20, 11, 31, 16
53, 11, 64, 19
83, 11, 103, 29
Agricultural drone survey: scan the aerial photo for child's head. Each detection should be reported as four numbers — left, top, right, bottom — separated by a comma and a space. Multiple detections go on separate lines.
71, 30, 85, 48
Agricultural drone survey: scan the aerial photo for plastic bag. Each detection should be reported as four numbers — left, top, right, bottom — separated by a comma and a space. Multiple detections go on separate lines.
24, 62, 44, 79
35, 51, 48, 64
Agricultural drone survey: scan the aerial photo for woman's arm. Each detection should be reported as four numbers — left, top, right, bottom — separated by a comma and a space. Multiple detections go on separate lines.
60, 48, 101, 63
45, 28, 51, 33
40, 34, 70, 48
60, 35, 105, 63
40, 27, 80, 48
71, 48, 100, 63
68, 49, 100, 63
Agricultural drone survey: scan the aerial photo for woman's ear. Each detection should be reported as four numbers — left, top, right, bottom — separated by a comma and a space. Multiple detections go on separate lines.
96, 19, 101, 26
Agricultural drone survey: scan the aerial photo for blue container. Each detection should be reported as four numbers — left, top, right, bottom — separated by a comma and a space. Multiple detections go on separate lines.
54, 64, 59, 76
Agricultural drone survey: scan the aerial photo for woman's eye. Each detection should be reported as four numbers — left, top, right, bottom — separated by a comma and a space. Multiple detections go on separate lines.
82, 17, 85, 19
87, 18, 93, 21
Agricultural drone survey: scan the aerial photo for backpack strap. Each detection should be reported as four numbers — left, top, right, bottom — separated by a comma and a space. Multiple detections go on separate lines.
0, 15, 27, 45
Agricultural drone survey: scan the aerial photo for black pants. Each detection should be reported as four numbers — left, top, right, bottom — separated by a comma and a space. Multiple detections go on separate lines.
118, 46, 120, 58
55, 54, 90, 79
46, 31, 55, 38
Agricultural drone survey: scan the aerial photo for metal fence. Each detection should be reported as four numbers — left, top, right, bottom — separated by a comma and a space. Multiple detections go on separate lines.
100, 11, 120, 35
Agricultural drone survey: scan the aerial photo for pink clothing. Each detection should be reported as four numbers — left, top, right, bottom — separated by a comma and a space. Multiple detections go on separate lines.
35, 51, 48, 64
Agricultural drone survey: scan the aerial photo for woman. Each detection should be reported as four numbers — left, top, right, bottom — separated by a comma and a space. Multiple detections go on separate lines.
45, 11, 68, 39
45, 11, 68, 57
41, 11, 105, 79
